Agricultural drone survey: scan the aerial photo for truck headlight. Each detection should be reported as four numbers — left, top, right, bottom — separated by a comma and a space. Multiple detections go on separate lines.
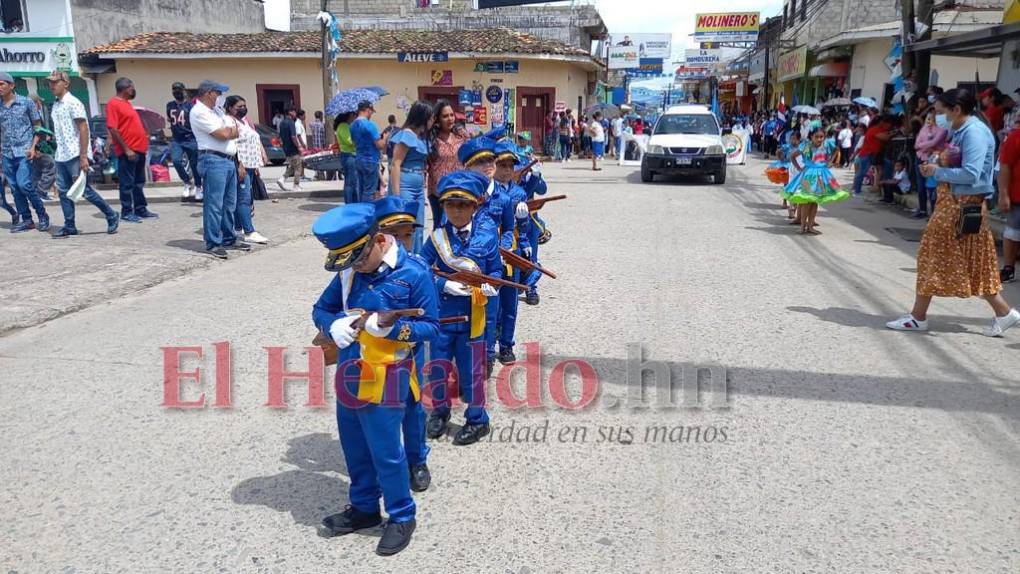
648, 145, 665, 155
706, 145, 725, 155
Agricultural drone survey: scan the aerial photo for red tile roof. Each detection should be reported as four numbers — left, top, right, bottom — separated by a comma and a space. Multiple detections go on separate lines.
83, 28, 592, 58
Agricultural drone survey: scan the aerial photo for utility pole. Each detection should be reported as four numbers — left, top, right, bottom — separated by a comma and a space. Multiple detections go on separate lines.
899, 0, 915, 105
763, 21, 771, 111
915, 0, 934, 96
321, 0, 336, 144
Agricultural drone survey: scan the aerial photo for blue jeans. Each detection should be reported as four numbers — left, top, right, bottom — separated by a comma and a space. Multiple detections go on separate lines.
0, 175, 14, 218
55, 158, 115, 230
169, 140, 202, 187
234, 167, 256, 234
341, 152, 359, 204
559, 135, 572, 160
3, 155, 47, 222
356, 159, 379, 202
398, 170, 426, 253
116, 152, 149, 216
197, 153, 238, 249
853, 154, 873, 195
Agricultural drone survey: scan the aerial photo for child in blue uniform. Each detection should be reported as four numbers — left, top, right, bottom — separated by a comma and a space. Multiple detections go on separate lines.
311, 203, 439, 556
421, 170, 503, 446
517, 145, 547, 305
493, 141, 532, 364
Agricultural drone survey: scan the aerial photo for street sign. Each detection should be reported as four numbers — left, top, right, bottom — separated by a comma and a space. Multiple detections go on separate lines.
486, 85, 503, 104
694, 12, 760, 43
684, 49, 721, 67
398, 52, 449, 63
554, 101, 566, 113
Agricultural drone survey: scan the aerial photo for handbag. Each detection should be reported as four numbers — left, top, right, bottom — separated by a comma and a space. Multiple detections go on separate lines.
251, 169, 269, 201
956, 203, 984, 237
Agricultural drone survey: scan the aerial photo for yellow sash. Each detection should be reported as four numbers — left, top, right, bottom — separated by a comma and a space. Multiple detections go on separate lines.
433, 228, 488, 338
355, 329, 419, 403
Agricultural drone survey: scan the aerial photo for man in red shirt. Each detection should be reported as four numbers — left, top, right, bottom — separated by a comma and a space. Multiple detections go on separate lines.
997, 116, 1020, 282
106, 77, 156, 222
852, 115, 893, 195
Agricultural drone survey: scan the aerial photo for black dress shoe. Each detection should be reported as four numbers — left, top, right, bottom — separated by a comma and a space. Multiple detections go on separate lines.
409, 463, 431, 492
320, 505, 382, 537
376, 519, 416, 556
53, 227, 79, 238
524, 289, 540, 306
486, 357, 495, 378
425, 411, 449, 439
497, 347, 516, 365
225, 241, 253, 251
453, 422, 490, 446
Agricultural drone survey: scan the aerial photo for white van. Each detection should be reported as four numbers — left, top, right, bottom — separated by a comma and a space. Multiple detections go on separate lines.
641, 104, 727, 184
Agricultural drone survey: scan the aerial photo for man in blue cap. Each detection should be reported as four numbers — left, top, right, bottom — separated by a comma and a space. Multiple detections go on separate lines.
373, 195, 431, 492
312, 202, 439, 555
492, 141, 532, 364
421, 170, 502, 445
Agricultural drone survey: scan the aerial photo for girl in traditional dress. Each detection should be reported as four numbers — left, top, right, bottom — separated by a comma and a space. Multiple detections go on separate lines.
785, 128, 850, 235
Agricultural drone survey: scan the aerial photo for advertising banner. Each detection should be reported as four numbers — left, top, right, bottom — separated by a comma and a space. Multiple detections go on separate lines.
638, 58, 664, 73
608, 45, 640, 69
675, 67, 710, 81
684, 49, 721, 67
398, 52, 449, 63
694, 12, 760, 42
607, 33, 672, 59
777, 46, 807, 82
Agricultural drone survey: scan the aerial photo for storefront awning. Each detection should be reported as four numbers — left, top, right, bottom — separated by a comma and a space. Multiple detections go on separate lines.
814, 9, 1003, 51
906, 20, 1020, 58
808, 62, 849, 77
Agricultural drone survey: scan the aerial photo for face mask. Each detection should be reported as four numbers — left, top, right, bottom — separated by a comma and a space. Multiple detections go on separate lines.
935, 113, 950, 130
236, 107, 248, 119
927, 95, 936, 104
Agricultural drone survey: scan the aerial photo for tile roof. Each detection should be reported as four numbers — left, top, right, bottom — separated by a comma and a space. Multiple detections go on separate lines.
83, 28, 592, 58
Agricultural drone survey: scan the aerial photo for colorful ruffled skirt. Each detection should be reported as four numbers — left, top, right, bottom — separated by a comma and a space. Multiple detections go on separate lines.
784, 164, 850, 205
764, 160, 790, 185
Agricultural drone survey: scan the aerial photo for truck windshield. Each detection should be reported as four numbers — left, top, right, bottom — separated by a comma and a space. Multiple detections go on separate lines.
654, 115, 719, 135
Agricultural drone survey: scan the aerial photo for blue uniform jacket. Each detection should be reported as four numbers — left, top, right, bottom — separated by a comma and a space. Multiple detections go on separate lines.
420, 219, 503, 333
520, 171, 547, 200
494, 180, 532, 253
477, 186, 515, 250
312, 243, 440, 401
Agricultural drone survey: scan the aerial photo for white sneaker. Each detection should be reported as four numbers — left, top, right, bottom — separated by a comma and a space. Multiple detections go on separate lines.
292, 185, 305, 193
885, 314, 929, 332
277, 178, 291, 191
245, 231, 269, 244
983, 308, 1020, 337
195, 187, 203, 201
182, 184, 193, 198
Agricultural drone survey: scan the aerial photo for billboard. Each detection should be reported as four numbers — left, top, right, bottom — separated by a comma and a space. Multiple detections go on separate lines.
608, 33, 672, 59
608, 45, 640, 69
684, 49, 722, 67
675, 67, 710, 81
777, 46, 807, 82
694, 12, 760, 42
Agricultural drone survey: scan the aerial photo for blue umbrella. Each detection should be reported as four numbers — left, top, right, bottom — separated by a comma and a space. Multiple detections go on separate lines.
325, 88, 381, 116
361, 86, 390, 96
852, 96, 877, 108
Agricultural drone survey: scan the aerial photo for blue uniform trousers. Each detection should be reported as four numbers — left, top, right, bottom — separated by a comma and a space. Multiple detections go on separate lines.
484, 295, 499, 360
430, 329, 489, 424
402, 345, 429, 466
336, 400, 416, 522
498, 268, 520, 350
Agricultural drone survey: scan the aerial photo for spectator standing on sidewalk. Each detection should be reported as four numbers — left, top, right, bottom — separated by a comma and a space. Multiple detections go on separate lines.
913, 110, 947, 217
190, 79, 248, 260
106, 77, 157, 223
0, 72, 49, 232
276, 107, 305, 192
335, 112, 359, 203
167, 81, 203, 203
296, 109, 308, 149
47, 70, 119, 237
997, 115, 1020, 283
838, 120, 854, 168
351, 100, 387, 202
308, 111, 326, 150
545, 110, 559, 159
225, 95, 270, 245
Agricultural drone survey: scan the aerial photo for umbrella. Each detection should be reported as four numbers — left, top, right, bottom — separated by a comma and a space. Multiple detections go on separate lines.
822, 97, 851, 107
584, 102, 619, 117
852, 96, 877, 108
360, 86, 390, 96
791, 105, 820, 115
325, 88, 381, 116
133, 107, 165, 133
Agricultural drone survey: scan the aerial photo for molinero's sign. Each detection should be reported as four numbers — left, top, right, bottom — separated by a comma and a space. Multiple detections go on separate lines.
0, 49, 46, 63
694, 12, 761, 42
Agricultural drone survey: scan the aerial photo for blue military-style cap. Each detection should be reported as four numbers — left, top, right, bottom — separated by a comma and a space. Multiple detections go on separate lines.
483, 125, 508, 141
437, 170, 489, 204
493, 140, 518, 164
312, 203, 378, 271
374, 196, 422, 229
457, 137, 497, 167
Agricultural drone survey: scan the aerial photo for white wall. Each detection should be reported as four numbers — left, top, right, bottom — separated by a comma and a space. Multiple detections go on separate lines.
932, 54, 1000, 89
998, 39, 1020, 93
20, 0, 74, 36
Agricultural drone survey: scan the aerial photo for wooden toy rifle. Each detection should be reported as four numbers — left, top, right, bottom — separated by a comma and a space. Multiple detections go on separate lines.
526, 194, 566, 212
434, 269, 529, 291
499, 247, 556, 279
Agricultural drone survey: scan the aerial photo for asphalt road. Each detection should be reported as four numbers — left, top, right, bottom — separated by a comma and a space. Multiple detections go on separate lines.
1, 158, 1018, 573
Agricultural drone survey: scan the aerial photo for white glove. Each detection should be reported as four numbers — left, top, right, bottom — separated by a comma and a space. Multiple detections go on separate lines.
443, 280, 472, 297
515, 202, 529, 219
531, 163, 542, 176
522, 247, 532, 259
329, 315, 361, 349
480, 283, 499, 297
364, 313, 394, 338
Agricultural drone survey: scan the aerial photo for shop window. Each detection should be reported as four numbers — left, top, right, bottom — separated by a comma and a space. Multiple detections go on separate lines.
1, 0, 27, 32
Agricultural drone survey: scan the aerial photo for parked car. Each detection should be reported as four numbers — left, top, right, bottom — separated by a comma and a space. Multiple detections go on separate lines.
255, 124, 286, 165
641, 104, 727, 184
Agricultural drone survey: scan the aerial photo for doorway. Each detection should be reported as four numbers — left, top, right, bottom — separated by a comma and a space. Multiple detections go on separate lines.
517, 87, 553, 151
256, 84, 301, 128
417, 86, 465, 114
